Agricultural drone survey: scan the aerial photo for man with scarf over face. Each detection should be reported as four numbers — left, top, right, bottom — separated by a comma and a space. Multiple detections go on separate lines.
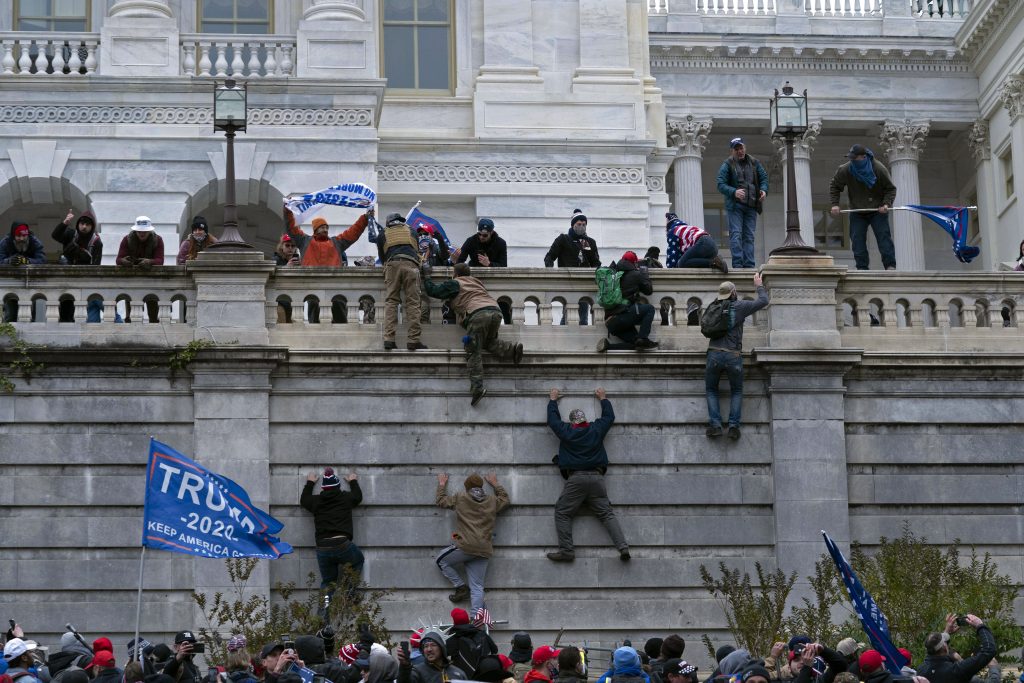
545, 387, 629, 562
176, 216, 218, 264
544, 209, 600, 325
829, 144, 898, 270
435, 472, 510, 616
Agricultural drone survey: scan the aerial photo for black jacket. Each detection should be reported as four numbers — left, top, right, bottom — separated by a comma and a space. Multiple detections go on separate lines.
544, 228, 599, 268
606, 260, 653, 317
447, 625, 498, 678
791, 647, 847, 683
163, 657, 202, 683
300, 481, 363, 544
862, 669, 894, 683
457, 232, 507, 267
51, 212, 102, 265
918, 627, 997, 683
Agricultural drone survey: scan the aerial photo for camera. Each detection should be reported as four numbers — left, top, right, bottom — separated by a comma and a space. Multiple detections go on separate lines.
955, 615, 969, 627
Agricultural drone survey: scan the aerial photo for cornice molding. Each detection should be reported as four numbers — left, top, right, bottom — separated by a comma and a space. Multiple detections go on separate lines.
955, 0, 1016, 63
377, 164, 646, 185
0, 106, 374, 126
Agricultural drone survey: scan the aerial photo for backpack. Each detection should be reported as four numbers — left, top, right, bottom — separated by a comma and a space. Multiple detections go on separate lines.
595, 267, 626, 309
700, 299, 735, 339
450, 630, 490, 678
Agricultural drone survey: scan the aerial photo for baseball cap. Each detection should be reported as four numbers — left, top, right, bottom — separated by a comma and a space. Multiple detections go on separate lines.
532, 646, 559, 666
858, 650, 885, 674
835, 638, 864, 657
730, 137, 745, 149
92, 651, 116, 669
174, 631, 198, 645
847, 144, 870, 159
3, 638, 37, 662
260, 643, 284, 659
717, 281, 737, 300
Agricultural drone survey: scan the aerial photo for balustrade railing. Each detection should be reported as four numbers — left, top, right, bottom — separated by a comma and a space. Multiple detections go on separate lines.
805, 0, 882, 16
649, 0, 670, 13
696, 0, 777, 14
0, 33, 98, 76
180, 34, 296, 78
911, 0, 970, 18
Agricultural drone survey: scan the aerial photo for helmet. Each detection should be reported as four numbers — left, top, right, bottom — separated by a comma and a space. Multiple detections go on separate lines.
385, 213, 405, 227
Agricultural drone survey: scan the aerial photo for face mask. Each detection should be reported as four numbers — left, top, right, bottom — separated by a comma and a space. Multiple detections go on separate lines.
194, 233, 207, 243
572, 223, 586, 236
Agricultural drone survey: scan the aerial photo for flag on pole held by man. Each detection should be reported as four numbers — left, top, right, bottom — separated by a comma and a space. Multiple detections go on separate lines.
284, 183, 377, 223
143, 438, 293, 559
822, 531, 905, 674
406, 205, 453, 252
903, 205, 979, 264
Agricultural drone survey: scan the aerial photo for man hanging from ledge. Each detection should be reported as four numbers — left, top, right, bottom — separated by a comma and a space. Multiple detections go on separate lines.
422, 261, 524, 406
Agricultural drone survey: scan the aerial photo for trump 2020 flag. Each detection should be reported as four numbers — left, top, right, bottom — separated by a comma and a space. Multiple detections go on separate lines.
904, 205, 979, 264
285, 183, 377, 222
143, 438, 292, 559
822, 531, 905, 674
407, 206, 453, 252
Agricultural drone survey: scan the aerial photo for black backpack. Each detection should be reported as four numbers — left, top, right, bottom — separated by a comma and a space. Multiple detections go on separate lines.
700, 299, 735, 339
450, 630, 491, 678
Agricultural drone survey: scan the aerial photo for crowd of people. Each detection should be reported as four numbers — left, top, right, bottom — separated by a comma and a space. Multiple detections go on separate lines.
1, 612, 1002, 683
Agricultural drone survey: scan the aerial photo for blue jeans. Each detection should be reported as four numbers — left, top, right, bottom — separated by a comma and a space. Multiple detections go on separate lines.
676, 234, 719, 268
315, 542, 365, 603
606, 302, 655, 348
705, 349, 744, 427
560, 302, 590, 326
848, 211, 896, 270
59, 299, 103, 323
727, 204, 758, 268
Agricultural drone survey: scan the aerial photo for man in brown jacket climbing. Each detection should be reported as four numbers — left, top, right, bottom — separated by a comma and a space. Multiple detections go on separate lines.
435, 472, 510, 617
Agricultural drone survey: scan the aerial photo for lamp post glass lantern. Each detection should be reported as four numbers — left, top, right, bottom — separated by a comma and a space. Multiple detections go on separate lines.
769, 82, 818, 255
210, 79, 252, 249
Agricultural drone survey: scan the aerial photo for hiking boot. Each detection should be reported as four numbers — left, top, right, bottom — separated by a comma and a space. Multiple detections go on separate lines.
448, 585, 470, 603
635, 338, 659, 350
619, 549, 631, 562
706, 425, 723, 438
728, 425, 741, 440
596, 338, 609, 353
711, 255, 729, 274
513, 343, 524, 365
471, 388, 487, 407
407, 341, 428, 350
383, 340, 397, 350
546, 551, 575, 562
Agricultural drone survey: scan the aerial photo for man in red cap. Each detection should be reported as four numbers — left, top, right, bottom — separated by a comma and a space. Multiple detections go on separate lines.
88, 651, 121, 683
597, 251, 657, 352
525, 647, 560, 683
445, 608, 497, 679
1, 222, 46, 322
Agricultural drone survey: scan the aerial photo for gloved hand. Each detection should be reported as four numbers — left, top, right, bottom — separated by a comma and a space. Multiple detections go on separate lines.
9, 255, 28, 266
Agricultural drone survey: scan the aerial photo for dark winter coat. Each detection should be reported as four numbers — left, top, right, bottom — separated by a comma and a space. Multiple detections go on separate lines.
163, 657, 202, 683
828, 159, 898, 211
605, 260, 653, 317
0, 222, 46, 265
447, 625, 498, 678
707, 286, 769, 353
52, 212, 102, 265
548, 398, 614, 471
300, 481, 363, 544
716, 155, 769, 213
544, 228, 599, 268
789, 647, 848, 683
917, 626, 996, 683
116, 232, 165, 265
457, 232, 507, 267
92, 669, 122, 683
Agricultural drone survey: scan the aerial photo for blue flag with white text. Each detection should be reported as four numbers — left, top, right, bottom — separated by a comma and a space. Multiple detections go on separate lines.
823, 531, 905, 675
904, 205, 979, 264
143, 438, 293, 559
406, 207, 453, 252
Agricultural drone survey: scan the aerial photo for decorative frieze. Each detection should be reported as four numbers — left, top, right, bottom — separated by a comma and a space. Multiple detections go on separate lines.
377, 165, 645, 184
967, 120, 991, 163
0, 106, 373, 126
650, 46, 970, 75
666, 114, 713, 158
646, 175, 666, 192
998, 75, 1024, 122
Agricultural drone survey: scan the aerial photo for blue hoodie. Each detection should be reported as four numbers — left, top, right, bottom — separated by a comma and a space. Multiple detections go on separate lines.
548, 398, 614, 471
0, 221, 46, 264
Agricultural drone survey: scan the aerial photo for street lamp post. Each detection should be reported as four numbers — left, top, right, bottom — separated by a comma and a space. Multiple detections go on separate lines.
769, 82, 819, 256
209, 79, 253, 249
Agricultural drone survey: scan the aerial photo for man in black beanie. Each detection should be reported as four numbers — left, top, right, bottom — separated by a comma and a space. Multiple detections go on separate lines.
300, 467, 363, 615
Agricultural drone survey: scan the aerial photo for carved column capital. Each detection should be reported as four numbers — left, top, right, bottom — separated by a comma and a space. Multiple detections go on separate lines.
304, 0, 365, 21
666, 115, 713, 159
967, 119, 991, 164
880, 119, 930, 163
108, 0, 172, 17
998, 74, 1024, 122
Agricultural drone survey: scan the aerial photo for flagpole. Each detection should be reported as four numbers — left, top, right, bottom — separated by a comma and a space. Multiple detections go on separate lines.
132, 544, 147, 663
405, 200, 422, 223
840, 206, 977, 213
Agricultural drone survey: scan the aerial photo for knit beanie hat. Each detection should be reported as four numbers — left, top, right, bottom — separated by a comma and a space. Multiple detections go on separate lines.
570, 209, 587, 226
339, 644, 360, 664
191, 216, 209, 232
741, 665, 771, 683
312, 217, 328, 230
451, 608, 470, 626
321, 467, 341, 490
464, 474, 484, 491
715, 646, 736, 663
409, 629, 424, 650
661, 635, 685, 659
613, 646, 640, 671
666, 212, 685, 230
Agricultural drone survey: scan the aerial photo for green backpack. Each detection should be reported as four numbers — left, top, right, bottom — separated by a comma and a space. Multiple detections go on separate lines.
595, 267, 626, 309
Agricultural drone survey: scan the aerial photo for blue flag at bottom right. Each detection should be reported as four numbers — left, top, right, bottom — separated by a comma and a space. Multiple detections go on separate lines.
904, 205, 979, 264
822, 531, 906, 675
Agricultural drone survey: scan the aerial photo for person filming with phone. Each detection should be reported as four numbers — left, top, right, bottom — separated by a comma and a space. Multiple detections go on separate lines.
917, 614, 996, 683
163, 631, 204, 683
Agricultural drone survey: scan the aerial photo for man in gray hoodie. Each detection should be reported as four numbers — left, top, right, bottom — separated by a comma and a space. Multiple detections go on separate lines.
397, 631, 468, 683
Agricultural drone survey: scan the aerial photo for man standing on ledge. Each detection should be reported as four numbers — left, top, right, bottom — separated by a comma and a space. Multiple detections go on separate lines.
375, 212, 426, 350
829, 144, 898, 271
716, 138, 768, 269
545, 388, 629, 562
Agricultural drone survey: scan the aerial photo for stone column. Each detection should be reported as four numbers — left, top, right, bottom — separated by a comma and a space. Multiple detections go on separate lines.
646, 148, 675, 246
101, 0, 178, 77
774, 121, 822, 249
880, 119, 930, 271
475, 1, 542, 86
304, 0, 365, 21
1000, 76, 1024, 264
666, 115, 712, 225
967, 120, 998, 269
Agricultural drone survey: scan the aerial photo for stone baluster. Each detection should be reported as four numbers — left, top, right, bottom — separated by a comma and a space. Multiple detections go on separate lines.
961, 302, 977, 327
18, 299, 33, 321
880, 119, 930, 271
17, 42, 31, 75
883, 302, 898, 327
279, 45, 293, 76
32, 45, 48, 75
51, 42, 67, 75
538, 302, 553, 326
857, 301, 873, 329
246, 44, 261, 77
512, 299, 525, 324
45, 298, 59, 322
909, 302, 923, 328
2, 42, 15, 74
319, 300, 330, 324
230, 43, 245, 77
74, 300, 87, 322
935, 304, 950, 329
774, 121, 822, 249
214, 45, 228, 77
198, 42, 212, 77
182, 43, 196, 77
68, 44, 82, 73
130, 299, 144, 323
264, 45, 278, 76
667, 115, 713, 227
84, 44, 96, 74
159, 300, 173, 322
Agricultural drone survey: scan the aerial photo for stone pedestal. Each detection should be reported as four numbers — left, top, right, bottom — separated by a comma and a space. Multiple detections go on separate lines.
187, 250, 275, 345
762, 255, 845, 349
296, 0, 376, 79
100, 2, 178, 77
474, 1, 542, 88
667, 115, 712, 226
881, 120, 930, 271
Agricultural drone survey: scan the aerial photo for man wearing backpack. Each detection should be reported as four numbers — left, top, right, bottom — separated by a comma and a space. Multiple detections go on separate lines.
596, 251, 657, 352
704, 273, 768, 440
446, 608, 498, 679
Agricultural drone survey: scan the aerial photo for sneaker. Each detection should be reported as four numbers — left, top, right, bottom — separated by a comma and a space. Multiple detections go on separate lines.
407, 342, 428, 350
885, 266, 896, 271
706, 425, 723, 438
619, 549, 631, 562
513, 343, 524, 365
711, 255, 729, 274
596, 338, 609, 353
471, 388, 487, 406
635, 338, 659, 350
383, 340, 397, 350
546, 551, 575, 562
728, 425, 741, 440
448, 585, 470, 603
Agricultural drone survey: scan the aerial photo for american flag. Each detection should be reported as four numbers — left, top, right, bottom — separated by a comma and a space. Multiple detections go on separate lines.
473, 607, 494, 628
665, 218, 708, 268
